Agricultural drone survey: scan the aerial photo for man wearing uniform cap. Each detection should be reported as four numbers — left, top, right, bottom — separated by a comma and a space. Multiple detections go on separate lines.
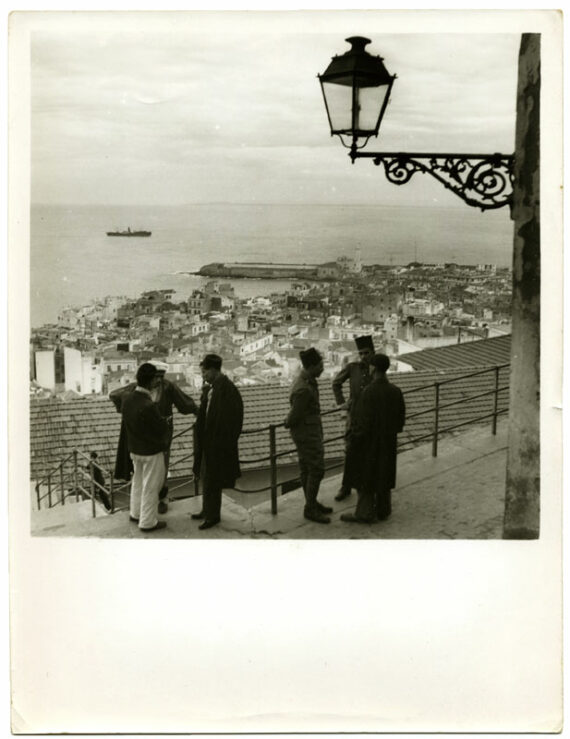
110, 360, 198, 512
191, 354, 244, 530
332, 335, 375, 502
284, 347, 333, 524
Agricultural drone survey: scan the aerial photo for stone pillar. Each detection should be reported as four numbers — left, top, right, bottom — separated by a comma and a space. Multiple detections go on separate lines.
503, 34, 540, 539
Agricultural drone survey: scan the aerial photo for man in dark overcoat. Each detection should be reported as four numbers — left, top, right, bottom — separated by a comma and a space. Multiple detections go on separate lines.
110, 362, 198, 512
341, 353, 405, 524
284, 347, 333, 524
332, 335, 375, 502
191, 354, 244, 530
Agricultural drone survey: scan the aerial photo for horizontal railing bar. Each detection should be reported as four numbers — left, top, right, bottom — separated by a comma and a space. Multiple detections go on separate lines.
401, 364, 510, 396
434, 387, 510, 413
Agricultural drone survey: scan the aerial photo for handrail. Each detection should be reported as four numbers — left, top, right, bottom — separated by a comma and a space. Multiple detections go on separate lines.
34, 363, 510, 518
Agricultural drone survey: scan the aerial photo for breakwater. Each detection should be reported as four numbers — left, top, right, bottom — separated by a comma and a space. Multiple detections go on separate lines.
196, 262, 321, 279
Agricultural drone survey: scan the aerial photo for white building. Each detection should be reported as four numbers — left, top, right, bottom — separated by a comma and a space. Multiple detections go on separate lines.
239, 332, 274, 358
35, 350, 61, 391
64, 347, 103, 395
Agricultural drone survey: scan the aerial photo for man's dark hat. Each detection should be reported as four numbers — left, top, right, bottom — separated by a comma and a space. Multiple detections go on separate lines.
370, 353, 390, 372
136, 362, 159, 385
355, 335, 374, 351
151, 360, 169, 375
200, 353, 222, 370
300, 347, 323, 368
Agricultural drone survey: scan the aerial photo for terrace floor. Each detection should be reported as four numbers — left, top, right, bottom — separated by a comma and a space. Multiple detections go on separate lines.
31, 420, 508, 539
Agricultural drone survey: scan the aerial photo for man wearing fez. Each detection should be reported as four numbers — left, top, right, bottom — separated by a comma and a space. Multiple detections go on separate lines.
192, 354, 244, 530
341, 353, 405, 524
332, 335, 376, 502
110, 361, 198, 513
284, 348, 333, 524
121, 362, 171, 532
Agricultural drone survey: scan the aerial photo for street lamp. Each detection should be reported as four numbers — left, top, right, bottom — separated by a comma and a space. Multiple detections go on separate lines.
318, 37, 514, 211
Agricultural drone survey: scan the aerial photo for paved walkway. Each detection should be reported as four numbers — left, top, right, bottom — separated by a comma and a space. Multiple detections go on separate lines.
31, 421, 508, 540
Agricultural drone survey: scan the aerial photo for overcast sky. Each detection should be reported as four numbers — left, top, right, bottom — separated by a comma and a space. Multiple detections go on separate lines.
29, 12, 521, 207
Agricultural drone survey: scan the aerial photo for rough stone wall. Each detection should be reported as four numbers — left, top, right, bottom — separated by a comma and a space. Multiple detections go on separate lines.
504, 34, 540, 539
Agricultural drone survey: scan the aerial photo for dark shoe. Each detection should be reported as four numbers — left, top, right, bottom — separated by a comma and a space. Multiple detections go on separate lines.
340, 512, 374, 524
129, 515, 139, 523
191, 511, 205, 520
140, 521, 167, 532
158, 500, 168, 514
316, 501, 333, 514
199, 519, 220, 530
304, 509, 331, 524
335, 488, 352, 502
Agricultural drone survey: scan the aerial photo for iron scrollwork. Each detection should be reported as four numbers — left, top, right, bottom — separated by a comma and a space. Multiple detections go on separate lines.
355, 151, 514, 210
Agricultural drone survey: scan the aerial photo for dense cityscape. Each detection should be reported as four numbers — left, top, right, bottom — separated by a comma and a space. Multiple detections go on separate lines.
30, 253, 512, 399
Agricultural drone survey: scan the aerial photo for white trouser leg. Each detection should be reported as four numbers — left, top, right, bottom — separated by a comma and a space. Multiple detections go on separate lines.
131, 452, 165, 529
130, 454, 143, 519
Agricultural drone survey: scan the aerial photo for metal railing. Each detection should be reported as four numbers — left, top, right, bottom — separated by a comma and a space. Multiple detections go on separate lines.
34, 449, 130, 515
34, 363, 510, 518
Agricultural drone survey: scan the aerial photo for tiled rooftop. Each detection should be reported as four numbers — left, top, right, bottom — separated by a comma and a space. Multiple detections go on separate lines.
398, 335, 511, 370
30, 364, 510, 483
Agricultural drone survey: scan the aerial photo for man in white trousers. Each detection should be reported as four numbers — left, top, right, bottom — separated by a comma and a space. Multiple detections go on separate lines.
121, 363, 170, 532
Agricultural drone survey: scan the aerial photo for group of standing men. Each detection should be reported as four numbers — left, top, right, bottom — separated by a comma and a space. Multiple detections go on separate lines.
108, 334, 404, 532
110, 355, 242, 532
285, 335, 406, 525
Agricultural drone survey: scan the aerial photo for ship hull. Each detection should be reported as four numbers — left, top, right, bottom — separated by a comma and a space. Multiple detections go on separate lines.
107, 231, 151, 237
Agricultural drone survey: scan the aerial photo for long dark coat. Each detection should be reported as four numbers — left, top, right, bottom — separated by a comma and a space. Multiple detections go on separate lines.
192, 374, 244, 489
350, 376, 406, 492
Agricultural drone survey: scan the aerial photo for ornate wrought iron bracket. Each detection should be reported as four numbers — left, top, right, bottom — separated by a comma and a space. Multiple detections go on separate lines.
351, 149, 514, 210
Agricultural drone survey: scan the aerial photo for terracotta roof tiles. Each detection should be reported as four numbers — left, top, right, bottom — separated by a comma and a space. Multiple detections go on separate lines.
30, 364, 510, 484
398, 335, 511, 371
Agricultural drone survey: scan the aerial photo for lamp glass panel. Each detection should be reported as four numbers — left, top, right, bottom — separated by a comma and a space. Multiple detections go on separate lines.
321, 81, 353, 133
355, 84, 390, 132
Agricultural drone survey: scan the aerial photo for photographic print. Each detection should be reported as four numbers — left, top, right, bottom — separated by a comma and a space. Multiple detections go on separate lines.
8, 8, 563, 734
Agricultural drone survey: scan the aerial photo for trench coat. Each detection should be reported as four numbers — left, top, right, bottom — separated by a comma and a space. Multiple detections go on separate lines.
350, 375, 406, 492
192, 374, 244, 489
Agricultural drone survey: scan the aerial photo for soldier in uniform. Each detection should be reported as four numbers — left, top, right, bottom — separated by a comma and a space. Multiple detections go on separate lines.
332, 335, 375, 502
341, 353, 405, 524
284, 348, 333, 524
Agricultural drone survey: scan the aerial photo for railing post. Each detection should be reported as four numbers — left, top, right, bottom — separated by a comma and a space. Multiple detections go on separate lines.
73, 450, 79, 502
432, 383, 440, 457
492, 365, 500, 435
47, 474, 52, 508
35, 484, 41, 511
59, 463, 65, 506
90, 464, 96, 518
269, 424, 278, 515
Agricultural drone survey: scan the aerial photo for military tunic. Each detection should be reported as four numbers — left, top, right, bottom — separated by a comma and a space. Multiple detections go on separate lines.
285, 369, 325, 493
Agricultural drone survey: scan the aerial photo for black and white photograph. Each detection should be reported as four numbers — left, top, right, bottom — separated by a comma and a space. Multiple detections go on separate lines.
7, 7, 563, 734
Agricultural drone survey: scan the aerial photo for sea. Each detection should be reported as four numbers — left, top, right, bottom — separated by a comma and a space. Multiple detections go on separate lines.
30, 202, 513, 327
